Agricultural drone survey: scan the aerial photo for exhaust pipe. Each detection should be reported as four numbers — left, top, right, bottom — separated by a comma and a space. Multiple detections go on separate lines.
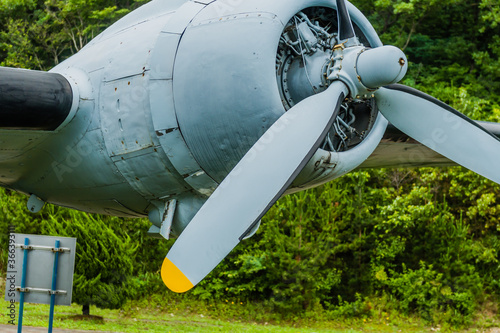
0, 67, 74, 131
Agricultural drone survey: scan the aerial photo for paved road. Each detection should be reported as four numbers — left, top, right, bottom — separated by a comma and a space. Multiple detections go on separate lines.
0, 325, 112, 332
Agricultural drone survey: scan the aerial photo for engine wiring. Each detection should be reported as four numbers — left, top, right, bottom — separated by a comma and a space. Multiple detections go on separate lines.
294, 16, 317, 94
276, 8, 377, 153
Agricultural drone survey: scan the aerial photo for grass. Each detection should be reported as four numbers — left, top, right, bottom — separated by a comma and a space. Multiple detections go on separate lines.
0, 300, 427, 333
0, 277, 498, 332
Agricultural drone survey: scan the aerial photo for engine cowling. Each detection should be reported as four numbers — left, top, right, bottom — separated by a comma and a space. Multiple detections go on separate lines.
173, 0, 388, 193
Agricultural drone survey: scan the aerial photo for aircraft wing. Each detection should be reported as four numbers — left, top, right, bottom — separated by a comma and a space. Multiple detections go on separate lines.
360, 120, 500, 169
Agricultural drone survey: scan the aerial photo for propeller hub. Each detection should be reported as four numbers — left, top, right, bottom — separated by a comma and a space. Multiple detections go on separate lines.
356, 46, 408, 89
327, 45, 408, 98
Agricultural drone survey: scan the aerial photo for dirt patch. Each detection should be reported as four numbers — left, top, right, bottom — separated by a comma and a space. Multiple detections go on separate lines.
64, 314, 105, 322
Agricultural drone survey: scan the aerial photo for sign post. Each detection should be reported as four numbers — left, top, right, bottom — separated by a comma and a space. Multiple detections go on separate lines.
48, 239, 61, 333
17, 237, 29, 333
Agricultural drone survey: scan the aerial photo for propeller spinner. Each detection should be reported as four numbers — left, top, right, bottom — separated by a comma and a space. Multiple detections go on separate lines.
161, 0, 500, 292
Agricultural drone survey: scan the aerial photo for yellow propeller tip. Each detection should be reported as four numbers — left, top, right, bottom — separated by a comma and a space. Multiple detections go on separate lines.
161, 257, 194, 293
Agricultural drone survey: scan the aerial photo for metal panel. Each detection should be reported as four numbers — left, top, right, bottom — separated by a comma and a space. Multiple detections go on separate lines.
157, 128, 206, 176
157, 128, 218, 194
193, 0, 214, 5
0, 131, 50, 158
100, 75, 154, 157
89, 199, 145, 217
113, 146, 188, 200
149, 33, 181, 80
149, 79, 178, 130
103, 16, 168, 82
52, 184, 149, 217
6, 234, 76, 306
146, 1, 219, 195
173, 13, 285, 183
100, 72, 192, 200
45, 128, 121, 187
191, 0, 382, 39
96, 1, 218, 201
90, 0, 186, 43
162, 1, 207, 33
183, 171, 217, 197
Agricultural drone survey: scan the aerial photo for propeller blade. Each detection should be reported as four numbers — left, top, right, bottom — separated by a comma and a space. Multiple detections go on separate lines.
376, 84, 500, 184
162, 81, 349, 293
336, 0, 356, 41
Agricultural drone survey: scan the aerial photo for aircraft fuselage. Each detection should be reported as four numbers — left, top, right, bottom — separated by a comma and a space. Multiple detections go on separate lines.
0, 0, 387, 234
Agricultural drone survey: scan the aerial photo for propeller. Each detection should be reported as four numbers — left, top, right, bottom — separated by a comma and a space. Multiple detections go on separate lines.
162, 0, 500, 292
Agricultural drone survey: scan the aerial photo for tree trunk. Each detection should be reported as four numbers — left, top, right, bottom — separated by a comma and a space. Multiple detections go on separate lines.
82, 304, 90, 316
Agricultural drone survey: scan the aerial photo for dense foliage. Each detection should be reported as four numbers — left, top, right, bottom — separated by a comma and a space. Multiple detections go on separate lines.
0, 0, 146, 69
0, 190, 143, 314
1, 0, 499, 327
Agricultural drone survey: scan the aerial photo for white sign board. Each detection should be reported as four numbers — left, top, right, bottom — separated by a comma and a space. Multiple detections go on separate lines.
5, 234, 77, 306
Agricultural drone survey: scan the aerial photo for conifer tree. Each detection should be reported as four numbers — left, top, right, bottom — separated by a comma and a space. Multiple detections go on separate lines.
42, 208, 136, 316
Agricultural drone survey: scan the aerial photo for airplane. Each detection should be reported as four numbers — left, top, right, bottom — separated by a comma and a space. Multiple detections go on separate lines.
1, 0, 500, 293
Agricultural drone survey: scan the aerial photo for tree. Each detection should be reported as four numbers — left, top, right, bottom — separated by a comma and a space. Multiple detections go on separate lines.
0, 0, 143, 69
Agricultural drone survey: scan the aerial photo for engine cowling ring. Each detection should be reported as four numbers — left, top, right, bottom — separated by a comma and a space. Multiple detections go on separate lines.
173, 0, 386, 188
